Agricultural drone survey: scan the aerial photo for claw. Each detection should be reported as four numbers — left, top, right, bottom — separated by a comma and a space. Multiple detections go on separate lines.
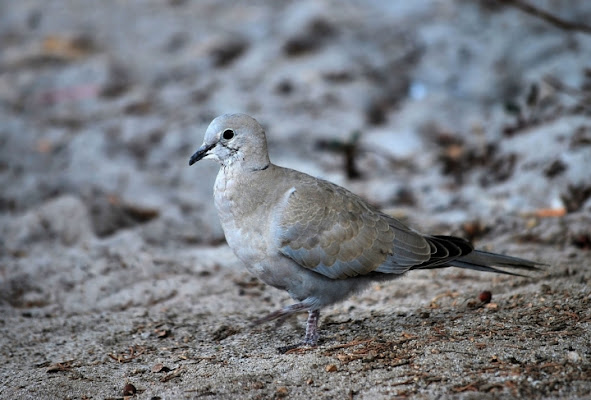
277, 343, 305, 354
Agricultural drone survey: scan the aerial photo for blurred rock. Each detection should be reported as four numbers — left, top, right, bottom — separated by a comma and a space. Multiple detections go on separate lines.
208, 35, 249, 67
3, 195, 93, 249
283, 17, 336, 56
84, 190, 159, 237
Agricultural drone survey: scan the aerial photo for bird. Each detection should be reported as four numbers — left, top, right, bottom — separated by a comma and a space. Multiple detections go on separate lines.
189, 113, 541, 351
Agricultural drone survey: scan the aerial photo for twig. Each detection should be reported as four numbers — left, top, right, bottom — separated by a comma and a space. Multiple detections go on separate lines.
107, 345, 146, 363
497, 0, 591, 35
160, 366, 184, 382
324, 338, 374, 351
46, 360, 75, 373
391, 378, 415, 387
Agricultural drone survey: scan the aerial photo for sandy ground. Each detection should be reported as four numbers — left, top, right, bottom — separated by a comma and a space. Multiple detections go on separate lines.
1, 1, 591, 399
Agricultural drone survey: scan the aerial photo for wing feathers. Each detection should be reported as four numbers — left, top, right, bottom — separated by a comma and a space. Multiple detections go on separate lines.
276, 175, 434, 279
274, 172, 539, 280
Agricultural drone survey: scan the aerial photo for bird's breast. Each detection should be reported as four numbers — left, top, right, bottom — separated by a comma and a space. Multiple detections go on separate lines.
213, 169, 271, 266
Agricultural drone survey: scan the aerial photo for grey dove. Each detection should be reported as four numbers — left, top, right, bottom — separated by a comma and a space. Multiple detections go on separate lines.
189, 113, 541, 350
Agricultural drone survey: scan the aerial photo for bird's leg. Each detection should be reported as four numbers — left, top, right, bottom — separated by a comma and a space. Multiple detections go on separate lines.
276, 310, 321, 353
252, 302, 310, 326
303, 309, 320, 346
252, 303, 322, 353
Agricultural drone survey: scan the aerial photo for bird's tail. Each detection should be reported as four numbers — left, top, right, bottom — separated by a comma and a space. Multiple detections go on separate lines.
449, 250, 543, 276
410, 235, 544, 277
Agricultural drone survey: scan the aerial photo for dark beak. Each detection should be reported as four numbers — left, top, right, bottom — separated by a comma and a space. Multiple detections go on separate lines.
189, 143, 215, 166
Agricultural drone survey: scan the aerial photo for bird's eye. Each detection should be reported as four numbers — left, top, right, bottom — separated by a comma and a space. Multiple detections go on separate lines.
222, 129, 234, 140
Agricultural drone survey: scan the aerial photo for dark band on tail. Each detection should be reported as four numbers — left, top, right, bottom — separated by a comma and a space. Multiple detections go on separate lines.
410, 236, 544, 277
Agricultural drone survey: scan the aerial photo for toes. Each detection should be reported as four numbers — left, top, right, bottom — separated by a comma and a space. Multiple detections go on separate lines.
303, 335, 319, 347
277, 343, 302, 354
277, 341, 317, 354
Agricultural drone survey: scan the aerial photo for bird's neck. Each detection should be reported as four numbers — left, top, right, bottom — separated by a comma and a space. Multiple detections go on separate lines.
222, 154, 270, 173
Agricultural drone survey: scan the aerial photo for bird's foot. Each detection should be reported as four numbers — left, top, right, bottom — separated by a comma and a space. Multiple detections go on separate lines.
275, 309, 321, 354
277, 342, 318, 354
252, 304, 322, 353
277, 343, 308, 354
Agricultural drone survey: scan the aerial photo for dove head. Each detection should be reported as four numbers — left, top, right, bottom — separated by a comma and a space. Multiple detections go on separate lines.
189, 113, 270, 170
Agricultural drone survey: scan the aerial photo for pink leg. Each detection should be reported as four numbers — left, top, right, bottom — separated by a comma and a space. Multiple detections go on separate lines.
253, 302, 310, 326
303, 309, 320, 346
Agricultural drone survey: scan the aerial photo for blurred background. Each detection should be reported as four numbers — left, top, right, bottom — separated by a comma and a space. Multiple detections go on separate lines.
1, 0, 590, 398
1, 1, 590, 236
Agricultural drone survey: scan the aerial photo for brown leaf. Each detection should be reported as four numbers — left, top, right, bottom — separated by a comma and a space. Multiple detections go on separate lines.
325, 364, 338, 372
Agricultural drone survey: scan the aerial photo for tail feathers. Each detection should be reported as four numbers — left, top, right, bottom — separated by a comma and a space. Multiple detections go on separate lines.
407, 235, 544, 277
449, 250, 544, 277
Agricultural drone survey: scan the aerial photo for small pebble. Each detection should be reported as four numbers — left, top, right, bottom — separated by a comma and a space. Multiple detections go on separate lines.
276, 386, 288, 397
123, 383, 136, 396
151, 363, 170, 373
325, 364, 338, 372
479, 290, 492, 304
567, 351, 581, 363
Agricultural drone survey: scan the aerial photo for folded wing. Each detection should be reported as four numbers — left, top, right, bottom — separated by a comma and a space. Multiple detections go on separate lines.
275, 176, 468, 279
